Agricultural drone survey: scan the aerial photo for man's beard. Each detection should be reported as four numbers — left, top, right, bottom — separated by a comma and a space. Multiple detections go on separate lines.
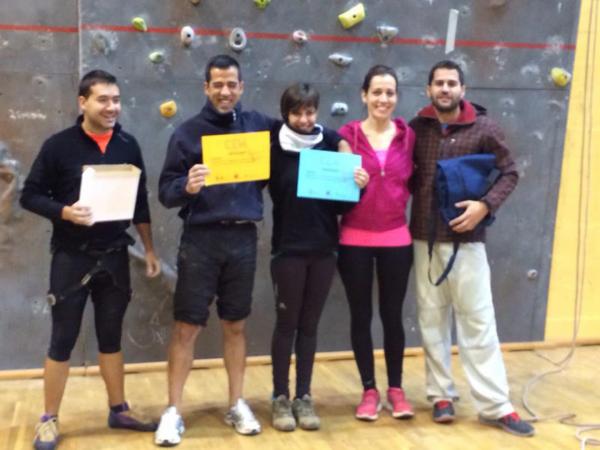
431, 97, 460, 113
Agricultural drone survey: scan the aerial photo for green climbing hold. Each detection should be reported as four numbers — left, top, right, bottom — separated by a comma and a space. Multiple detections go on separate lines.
254, 0, 271, 9
131, 17, 148, 32
149, 51, 164, 63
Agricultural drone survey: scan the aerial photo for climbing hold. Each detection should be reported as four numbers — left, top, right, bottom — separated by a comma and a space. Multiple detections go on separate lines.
131, 17, 148, 32
149, 51, 165, 63
338, 3, 366, 29
550, 67, 571, 87
292, 30, 309, 45
180, 26, 195, 46
527, 269, 538, 280
489, 0, 510, 7
229, 27, 248, 52
190, 0, 201, 4
376, 25, 399, 45
330, 102, 349, 116
253, 0, 271, 9
328, 53, 353, 67
91, 33, 111, 56
160, 100, 177, 118
445, 9, 459, 54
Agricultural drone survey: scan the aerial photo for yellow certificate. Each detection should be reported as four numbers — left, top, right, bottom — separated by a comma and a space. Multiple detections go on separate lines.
202, 131, 270, 186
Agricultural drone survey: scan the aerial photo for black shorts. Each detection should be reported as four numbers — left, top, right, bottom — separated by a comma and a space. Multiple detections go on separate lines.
48, 247, 131, 361
173, 223, 257, 326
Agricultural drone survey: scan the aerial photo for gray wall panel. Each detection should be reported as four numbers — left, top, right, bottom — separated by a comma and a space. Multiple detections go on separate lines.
0, 0, 581, 368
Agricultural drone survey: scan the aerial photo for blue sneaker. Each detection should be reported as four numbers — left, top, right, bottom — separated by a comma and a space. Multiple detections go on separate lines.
479, 412, 535, 437
433, 400, 455, 423
33, 417, 58, 450
108, 402, 157, 432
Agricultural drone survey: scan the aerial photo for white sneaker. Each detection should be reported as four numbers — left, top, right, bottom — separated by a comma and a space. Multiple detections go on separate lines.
224, 398, 261, 435
155, 406, 185, 447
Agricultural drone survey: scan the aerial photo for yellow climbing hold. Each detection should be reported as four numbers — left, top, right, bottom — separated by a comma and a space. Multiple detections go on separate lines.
550, 67, 571, 87
131, 17, 148, 32
338, 3, 365, 29
160, 100, 177, 118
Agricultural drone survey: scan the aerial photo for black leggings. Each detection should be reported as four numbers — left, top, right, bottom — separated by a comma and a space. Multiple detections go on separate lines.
337, 245, 413, 390
48, 248, 131, 362
270, 253, 336, 398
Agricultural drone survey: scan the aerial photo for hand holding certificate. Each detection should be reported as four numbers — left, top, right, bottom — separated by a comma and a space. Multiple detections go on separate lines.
78, 164, 141, 223
297, 149, 362, 202
202, 131, 270, 186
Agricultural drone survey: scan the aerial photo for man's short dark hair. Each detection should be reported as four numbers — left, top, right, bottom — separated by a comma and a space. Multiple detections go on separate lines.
205, 54, 242, 82
280, 83, 320, 122
428, 60, 465, 86
361, 65, 399, 93
78, 70, 118, 98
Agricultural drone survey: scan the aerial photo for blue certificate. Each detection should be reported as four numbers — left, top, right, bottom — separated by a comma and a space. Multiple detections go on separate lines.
297, 149, 361, 202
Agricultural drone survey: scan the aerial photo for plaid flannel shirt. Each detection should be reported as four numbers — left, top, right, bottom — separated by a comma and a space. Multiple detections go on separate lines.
409, 100, 518, 243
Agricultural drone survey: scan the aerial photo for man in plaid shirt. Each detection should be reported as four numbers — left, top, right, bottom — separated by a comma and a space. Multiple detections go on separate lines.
409, 60, 534, 437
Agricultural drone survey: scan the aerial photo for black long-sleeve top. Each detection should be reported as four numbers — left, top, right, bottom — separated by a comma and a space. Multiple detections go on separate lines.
269, 122, 356, 255
20, 116, 150, 251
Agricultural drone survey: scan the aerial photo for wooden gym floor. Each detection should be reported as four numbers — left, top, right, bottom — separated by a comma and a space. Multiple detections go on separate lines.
1, 345, 599, 450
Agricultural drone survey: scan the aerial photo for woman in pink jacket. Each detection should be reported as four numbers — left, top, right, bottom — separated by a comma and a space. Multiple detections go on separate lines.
337, 65, 415, 421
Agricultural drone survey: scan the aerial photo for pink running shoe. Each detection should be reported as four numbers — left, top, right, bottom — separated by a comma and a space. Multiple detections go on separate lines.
355, 389, 381, 421
385, 387, 414, 419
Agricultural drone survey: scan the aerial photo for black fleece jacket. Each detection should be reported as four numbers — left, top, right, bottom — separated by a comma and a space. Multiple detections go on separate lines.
20, 116, 150, 251
269, 122, 355, 255
158, 101, 275, 224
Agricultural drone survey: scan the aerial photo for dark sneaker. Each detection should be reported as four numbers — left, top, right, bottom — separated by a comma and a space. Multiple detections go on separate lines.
33, 416, 58, 450
292, 395, 320, 431
108, 402, 158, 432
479, 412, 535, 437
272, 395, 296, 432
433, 400, 455, 423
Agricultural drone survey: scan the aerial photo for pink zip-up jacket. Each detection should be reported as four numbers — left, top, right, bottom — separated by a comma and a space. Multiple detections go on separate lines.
338, 117, 415, 231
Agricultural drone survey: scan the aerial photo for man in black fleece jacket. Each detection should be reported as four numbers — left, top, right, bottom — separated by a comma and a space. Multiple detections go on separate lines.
155, 54, 275, 446
20, 70, 161, 450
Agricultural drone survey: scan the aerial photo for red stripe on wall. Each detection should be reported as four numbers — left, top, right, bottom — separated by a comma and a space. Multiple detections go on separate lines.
0, 23, 78, 33
0, 23, 576, 51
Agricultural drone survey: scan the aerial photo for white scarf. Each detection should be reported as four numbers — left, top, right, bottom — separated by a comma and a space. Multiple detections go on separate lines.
278, 123, 323, 152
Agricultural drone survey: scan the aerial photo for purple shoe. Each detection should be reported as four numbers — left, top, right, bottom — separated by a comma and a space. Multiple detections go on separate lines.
108, 402, 158, 432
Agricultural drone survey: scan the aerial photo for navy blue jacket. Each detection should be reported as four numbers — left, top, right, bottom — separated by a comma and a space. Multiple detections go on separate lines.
159, 101, 275, 224
20, 116, 151, 251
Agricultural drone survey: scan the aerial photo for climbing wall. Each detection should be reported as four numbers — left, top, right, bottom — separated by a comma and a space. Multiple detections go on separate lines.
0, 0, 580, 369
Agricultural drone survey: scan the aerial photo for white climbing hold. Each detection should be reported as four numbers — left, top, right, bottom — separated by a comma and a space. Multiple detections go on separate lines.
330, 102, 349, 116
445, 9, 459, 54
229, 27, 247, 52
376, 25, 399, 45
292, 30, 309, 44
328, 53, 353, 67
180, 26, 195, 46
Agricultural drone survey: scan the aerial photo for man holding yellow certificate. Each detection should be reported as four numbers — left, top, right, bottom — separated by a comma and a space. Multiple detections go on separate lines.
156, 54, 275, 446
